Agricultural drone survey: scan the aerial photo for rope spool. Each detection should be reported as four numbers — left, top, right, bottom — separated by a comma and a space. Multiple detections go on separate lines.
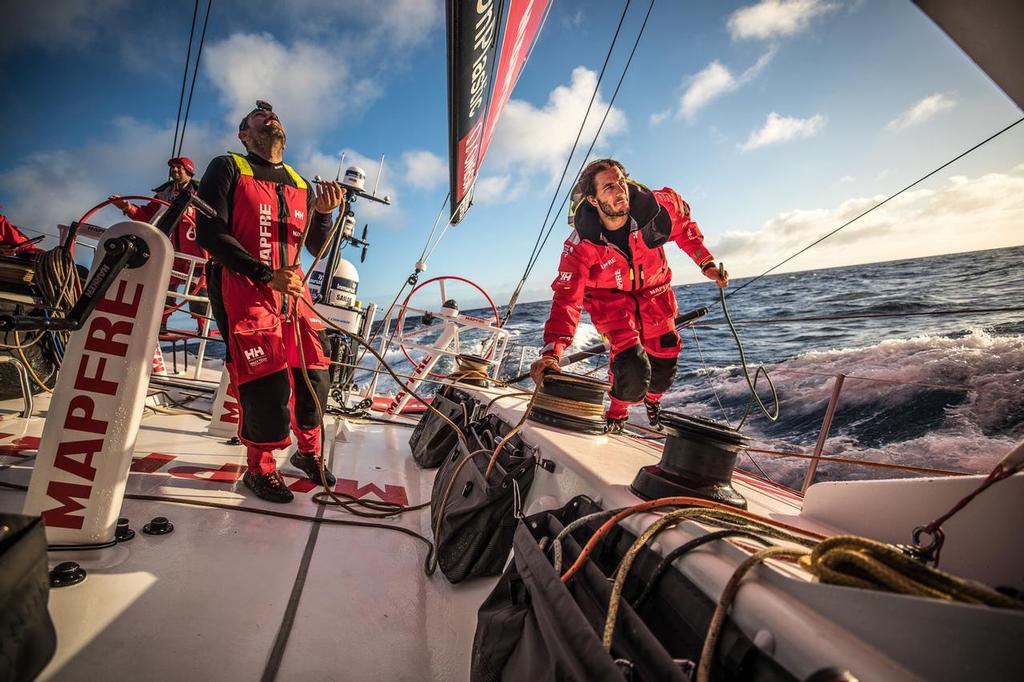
449, 353, 490, 387
527, 371, 609, 434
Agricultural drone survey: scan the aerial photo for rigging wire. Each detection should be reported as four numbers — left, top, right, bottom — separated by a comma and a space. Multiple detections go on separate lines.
172, 0, 200, 157
417, 192, 452, 264
716, 115, 1024, 308
176, 0, 214, 158
508, 0, 658, 324
501, 0, 634, 324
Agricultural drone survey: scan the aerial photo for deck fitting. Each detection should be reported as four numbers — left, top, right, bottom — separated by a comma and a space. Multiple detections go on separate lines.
143, 516, 174, 535
115, 517, 135, 542
49, 561, 87, 588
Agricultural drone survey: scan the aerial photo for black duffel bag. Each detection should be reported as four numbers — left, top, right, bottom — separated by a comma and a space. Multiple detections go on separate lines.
471, 497, 797, 682
471, 499, 690, 682
409, 386, 475, 469
430, 414, 536, 583
1, 514, 57, 682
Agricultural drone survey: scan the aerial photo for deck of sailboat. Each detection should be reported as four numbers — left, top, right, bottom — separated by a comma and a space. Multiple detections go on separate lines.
3, 382, 1023, 681
0, 380, 812, 681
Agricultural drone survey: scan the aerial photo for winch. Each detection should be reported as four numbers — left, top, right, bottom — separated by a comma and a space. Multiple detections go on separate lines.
630, 410, 748, 509
527, 371, 610, 435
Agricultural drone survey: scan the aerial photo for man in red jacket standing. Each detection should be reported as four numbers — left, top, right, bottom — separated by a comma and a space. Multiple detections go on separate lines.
529, 158, 728, 433
195, 100, 346, 503
110, 157, 210, 331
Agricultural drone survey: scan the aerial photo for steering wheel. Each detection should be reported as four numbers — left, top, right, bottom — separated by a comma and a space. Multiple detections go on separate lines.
394, 275, 499, 379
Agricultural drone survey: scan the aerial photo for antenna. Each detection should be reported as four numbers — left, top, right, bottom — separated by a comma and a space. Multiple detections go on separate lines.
334, 150, 347, 182
372, 153, 385, 197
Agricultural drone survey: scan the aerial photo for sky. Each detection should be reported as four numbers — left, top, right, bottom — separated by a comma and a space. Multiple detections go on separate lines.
2, 0, 1022, 310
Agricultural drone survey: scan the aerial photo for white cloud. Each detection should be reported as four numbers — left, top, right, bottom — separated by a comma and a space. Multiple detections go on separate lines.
681, 62, 735, 119
679, 49, 775, 119
650, 110, 672, 126
562, 8, 585, 29
402, 151, 448, 190
728, 0, 840, 41
485, 66, 628, 179
473, 175, 515, 204
885, 93, 957, 132
204, 33, 380, 150
0, 118, 221, 242
706, 167, 1024, 277
839, 175, 856, 183
0, 0, 127, 54
740, 112, 826, 151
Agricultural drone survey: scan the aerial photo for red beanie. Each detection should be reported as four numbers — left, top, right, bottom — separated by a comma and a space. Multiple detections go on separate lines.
168, 157, 195, 176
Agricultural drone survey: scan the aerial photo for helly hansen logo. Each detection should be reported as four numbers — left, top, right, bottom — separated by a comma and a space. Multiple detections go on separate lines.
243, 346, 267, 367
294, 209, 304, 220
558, 272, 573, 283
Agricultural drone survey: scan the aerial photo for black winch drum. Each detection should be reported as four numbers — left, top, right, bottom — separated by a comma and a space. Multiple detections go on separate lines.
630, 411, 748, 509
527, 371, 610, 435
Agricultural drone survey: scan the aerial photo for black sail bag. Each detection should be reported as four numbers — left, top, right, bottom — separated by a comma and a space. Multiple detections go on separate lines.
430, 415, 536, 583
409, 386, 475, 469
471, 499, 690, 682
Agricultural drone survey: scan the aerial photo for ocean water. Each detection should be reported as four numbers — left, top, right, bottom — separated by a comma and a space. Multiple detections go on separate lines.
361, 245, 1023, 490
192, 246, 1023, 490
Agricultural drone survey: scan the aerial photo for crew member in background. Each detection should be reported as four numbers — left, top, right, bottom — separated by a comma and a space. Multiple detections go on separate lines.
0, 213, 44, 258
196, 100, 346, 503
529, 158, 729, 433
110, 157, 210, 332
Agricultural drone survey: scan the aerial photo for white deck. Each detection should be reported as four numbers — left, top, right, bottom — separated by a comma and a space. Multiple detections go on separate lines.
2, 383, 1022, 681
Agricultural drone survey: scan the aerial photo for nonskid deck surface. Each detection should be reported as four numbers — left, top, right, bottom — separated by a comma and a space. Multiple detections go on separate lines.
0, 394, 490, 681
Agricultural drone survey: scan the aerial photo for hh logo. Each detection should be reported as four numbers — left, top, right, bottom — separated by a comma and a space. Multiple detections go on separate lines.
558, 272, 573, 283
294, 209, 305, 220
243, 346, 267, 367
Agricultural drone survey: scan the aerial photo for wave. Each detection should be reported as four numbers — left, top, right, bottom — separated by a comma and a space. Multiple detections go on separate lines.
662, 330, 1023, 484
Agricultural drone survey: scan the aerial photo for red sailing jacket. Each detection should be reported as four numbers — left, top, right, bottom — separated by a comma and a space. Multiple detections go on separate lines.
126, 181, 207, 282
542, 183, 714, 357
0, 214, 43, 254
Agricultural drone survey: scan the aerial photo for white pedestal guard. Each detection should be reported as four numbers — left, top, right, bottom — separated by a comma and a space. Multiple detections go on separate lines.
22, 220, 173, 544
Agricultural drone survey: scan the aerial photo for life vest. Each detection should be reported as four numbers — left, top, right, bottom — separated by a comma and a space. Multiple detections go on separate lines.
227, 152, 309, 273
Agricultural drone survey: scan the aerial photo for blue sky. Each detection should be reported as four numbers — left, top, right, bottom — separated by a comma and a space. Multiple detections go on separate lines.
2, 0, 1022, 309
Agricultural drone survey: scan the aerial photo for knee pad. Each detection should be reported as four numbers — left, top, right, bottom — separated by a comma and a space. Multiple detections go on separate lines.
237, 371, 291, 444
610, 344, 651, 403
647, 353, 678, 394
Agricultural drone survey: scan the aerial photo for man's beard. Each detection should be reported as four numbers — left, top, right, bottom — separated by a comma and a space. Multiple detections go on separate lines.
597, 198, 628, 218
252, 125, 286, 148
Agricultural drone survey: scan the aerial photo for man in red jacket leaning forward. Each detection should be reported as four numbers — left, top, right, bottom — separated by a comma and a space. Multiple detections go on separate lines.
529, 158, 728, 433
